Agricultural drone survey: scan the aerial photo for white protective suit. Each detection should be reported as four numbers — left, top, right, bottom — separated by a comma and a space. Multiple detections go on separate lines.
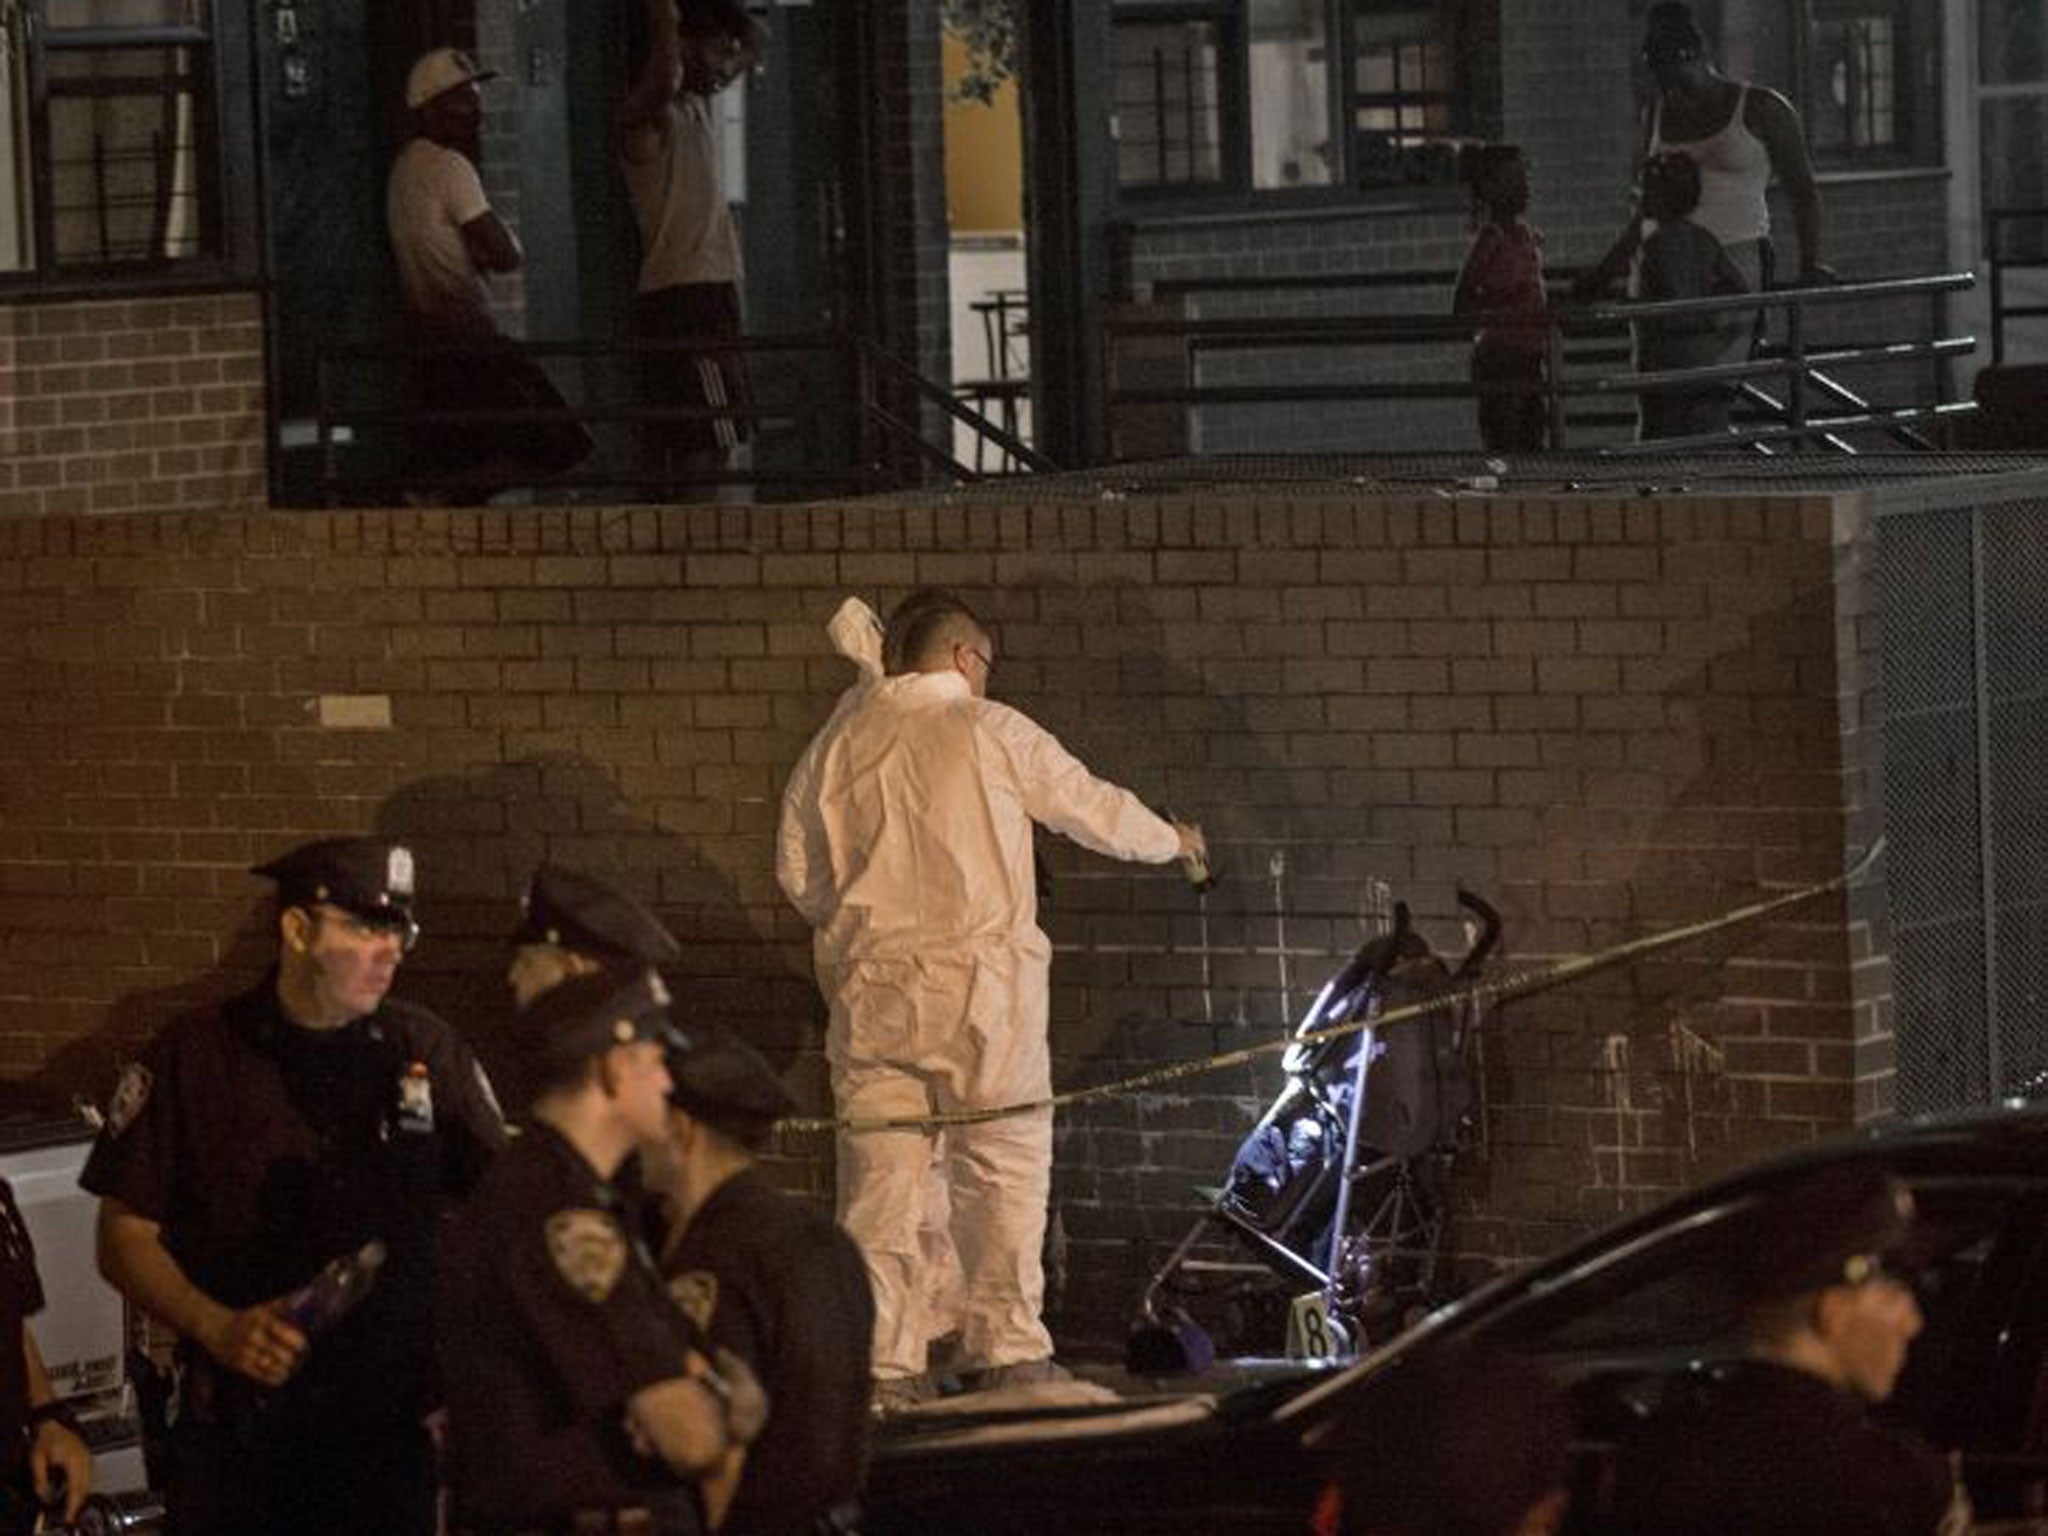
777, 601, 1181, 1378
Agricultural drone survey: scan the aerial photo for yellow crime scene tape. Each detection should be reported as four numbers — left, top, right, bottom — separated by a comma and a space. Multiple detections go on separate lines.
773, 839, 1884, 1140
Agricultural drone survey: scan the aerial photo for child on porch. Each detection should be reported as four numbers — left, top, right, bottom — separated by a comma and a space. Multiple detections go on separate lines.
1453, 143, 1549, 452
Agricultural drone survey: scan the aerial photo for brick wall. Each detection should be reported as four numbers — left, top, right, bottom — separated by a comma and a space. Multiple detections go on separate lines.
867, 0, 953, 434
0, 292, 269, 518
0, 478, 1905, 1347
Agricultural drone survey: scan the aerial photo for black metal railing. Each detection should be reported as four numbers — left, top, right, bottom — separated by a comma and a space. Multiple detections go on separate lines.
307, 327, 1054, 508
1103, 268, 1974, 456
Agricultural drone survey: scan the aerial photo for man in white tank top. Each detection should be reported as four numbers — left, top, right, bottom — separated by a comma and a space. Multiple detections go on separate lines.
1579, 2, 1825, 296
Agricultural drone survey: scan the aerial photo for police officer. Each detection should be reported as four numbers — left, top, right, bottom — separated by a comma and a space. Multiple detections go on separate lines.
509, 864, 683, 1011
81, 836, 509, 1536
653, 1028, 874, 1536
437, 966, 766, 1536
0, 1181, 90, 1529
1606, 1161, 1969, 1536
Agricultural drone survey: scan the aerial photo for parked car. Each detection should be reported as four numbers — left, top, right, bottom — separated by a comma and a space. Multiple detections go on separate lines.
866, 1103, 2048, 1536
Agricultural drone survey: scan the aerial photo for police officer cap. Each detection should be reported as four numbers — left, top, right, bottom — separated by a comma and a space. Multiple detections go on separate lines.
667, 1027, 795, 1147
1735, 1161, 1925, 1301
522, 964, 686, 1067
511, 865, 682, 967
254, 838, 418, 932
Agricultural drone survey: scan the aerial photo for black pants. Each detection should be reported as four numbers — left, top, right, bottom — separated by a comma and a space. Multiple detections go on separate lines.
166, 1413, 437, 1536
406, 330, 593, 502
1470, 338, 1547, 452
633, 283, 751, 487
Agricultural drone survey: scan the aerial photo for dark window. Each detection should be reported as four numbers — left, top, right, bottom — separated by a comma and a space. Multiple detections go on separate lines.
1111, 0, 1468, 195
1, 0, 220, 276
1113, 10, 1230, 189
1806, 3, 1908, 159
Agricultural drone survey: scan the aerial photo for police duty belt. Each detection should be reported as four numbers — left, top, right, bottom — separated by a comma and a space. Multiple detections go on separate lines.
776, 839, 1885, 1139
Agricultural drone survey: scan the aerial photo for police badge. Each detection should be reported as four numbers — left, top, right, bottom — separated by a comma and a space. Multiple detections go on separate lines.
106, 1063, 153, 1137
546, 1209, 627, 1303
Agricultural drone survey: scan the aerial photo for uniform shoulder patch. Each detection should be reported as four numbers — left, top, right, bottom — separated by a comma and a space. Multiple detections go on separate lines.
105, 1064, 153, 1138
545, 1209, 627, 1303
667, 1269, 718, 1332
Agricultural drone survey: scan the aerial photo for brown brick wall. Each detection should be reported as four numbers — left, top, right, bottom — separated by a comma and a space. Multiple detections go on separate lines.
0, 487, 1883, 1346
0, 292, 269, 518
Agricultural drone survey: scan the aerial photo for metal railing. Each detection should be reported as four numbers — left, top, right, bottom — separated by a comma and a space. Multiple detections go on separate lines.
1103, 268, 1974, 455
307, 327, 1054, 508
1987, 207, 2048, 366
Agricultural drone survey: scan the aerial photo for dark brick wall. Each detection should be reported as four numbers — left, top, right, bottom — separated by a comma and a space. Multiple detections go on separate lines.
0, 483, 1891, 1347
0, 294, 269, 518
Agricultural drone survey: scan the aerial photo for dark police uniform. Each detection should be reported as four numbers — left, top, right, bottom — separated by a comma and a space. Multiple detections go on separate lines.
1606, 1162, 1964, 1536
1606, 1358, 1955, 1536
661, 1030, 873, 1536
0, 1181, 57, 1533
79, 839, 509, 1536
437, 965, 707, 1536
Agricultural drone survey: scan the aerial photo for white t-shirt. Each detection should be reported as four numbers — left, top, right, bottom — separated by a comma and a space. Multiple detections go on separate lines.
620, 95, 742, 294
386, 137, 494, 329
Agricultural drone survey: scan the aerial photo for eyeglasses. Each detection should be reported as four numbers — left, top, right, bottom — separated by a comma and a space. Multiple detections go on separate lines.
312, 903, 419, 954
959, 645, 994, 674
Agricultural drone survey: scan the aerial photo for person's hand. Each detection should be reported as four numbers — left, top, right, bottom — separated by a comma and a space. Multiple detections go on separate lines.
30, 1417, 90, 1522
202, 1302, 309, 1388
703, 1346, 769, 1446
1172, 821, 1207, 865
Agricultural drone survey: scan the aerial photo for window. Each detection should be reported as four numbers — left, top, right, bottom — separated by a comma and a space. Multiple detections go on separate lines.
1805, 4, 1906, 158
1250, 0, 1333, 189
1112, 0, 1469, 195
1347, 0, 1456, 185
1113, 10, 1229, 188
1980, 0, 2048, 256
1696, 0, 1935, 167
1, 0, 219, 276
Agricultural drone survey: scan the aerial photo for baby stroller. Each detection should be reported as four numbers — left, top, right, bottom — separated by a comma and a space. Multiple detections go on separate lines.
1132, 890, 1502, 1363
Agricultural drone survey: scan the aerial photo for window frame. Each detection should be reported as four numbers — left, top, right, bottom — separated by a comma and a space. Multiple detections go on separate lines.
1797, 0, 1935, 168
1109, 0, 1476, 209
1111, 2, 1244, 194
1, 0, 256, 297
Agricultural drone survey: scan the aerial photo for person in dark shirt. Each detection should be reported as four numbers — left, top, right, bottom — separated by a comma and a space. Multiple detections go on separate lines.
0, 1182, 90, 1531
1606, 1161, 1969, 1536
80, 837, 508, 1536
437, 965, 765, 1536
652, 1027, 874, 1536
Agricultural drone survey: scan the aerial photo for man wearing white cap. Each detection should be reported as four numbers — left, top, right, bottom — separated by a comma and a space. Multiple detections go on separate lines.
385, 46, 589, 504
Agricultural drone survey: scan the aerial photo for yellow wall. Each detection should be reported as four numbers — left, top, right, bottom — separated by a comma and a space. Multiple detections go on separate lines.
942, 34, 1024, 234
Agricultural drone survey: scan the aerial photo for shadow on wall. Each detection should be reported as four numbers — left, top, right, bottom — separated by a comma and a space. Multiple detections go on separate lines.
17, 908, 280, 1122
1479, 547, 1865, 1253
976, 577, 1493, 1348
368, 755, 816, 1117
17, 754, 815, 1138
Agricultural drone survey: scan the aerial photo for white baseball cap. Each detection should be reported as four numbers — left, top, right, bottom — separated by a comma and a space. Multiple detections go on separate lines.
405, 47, 496, 110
